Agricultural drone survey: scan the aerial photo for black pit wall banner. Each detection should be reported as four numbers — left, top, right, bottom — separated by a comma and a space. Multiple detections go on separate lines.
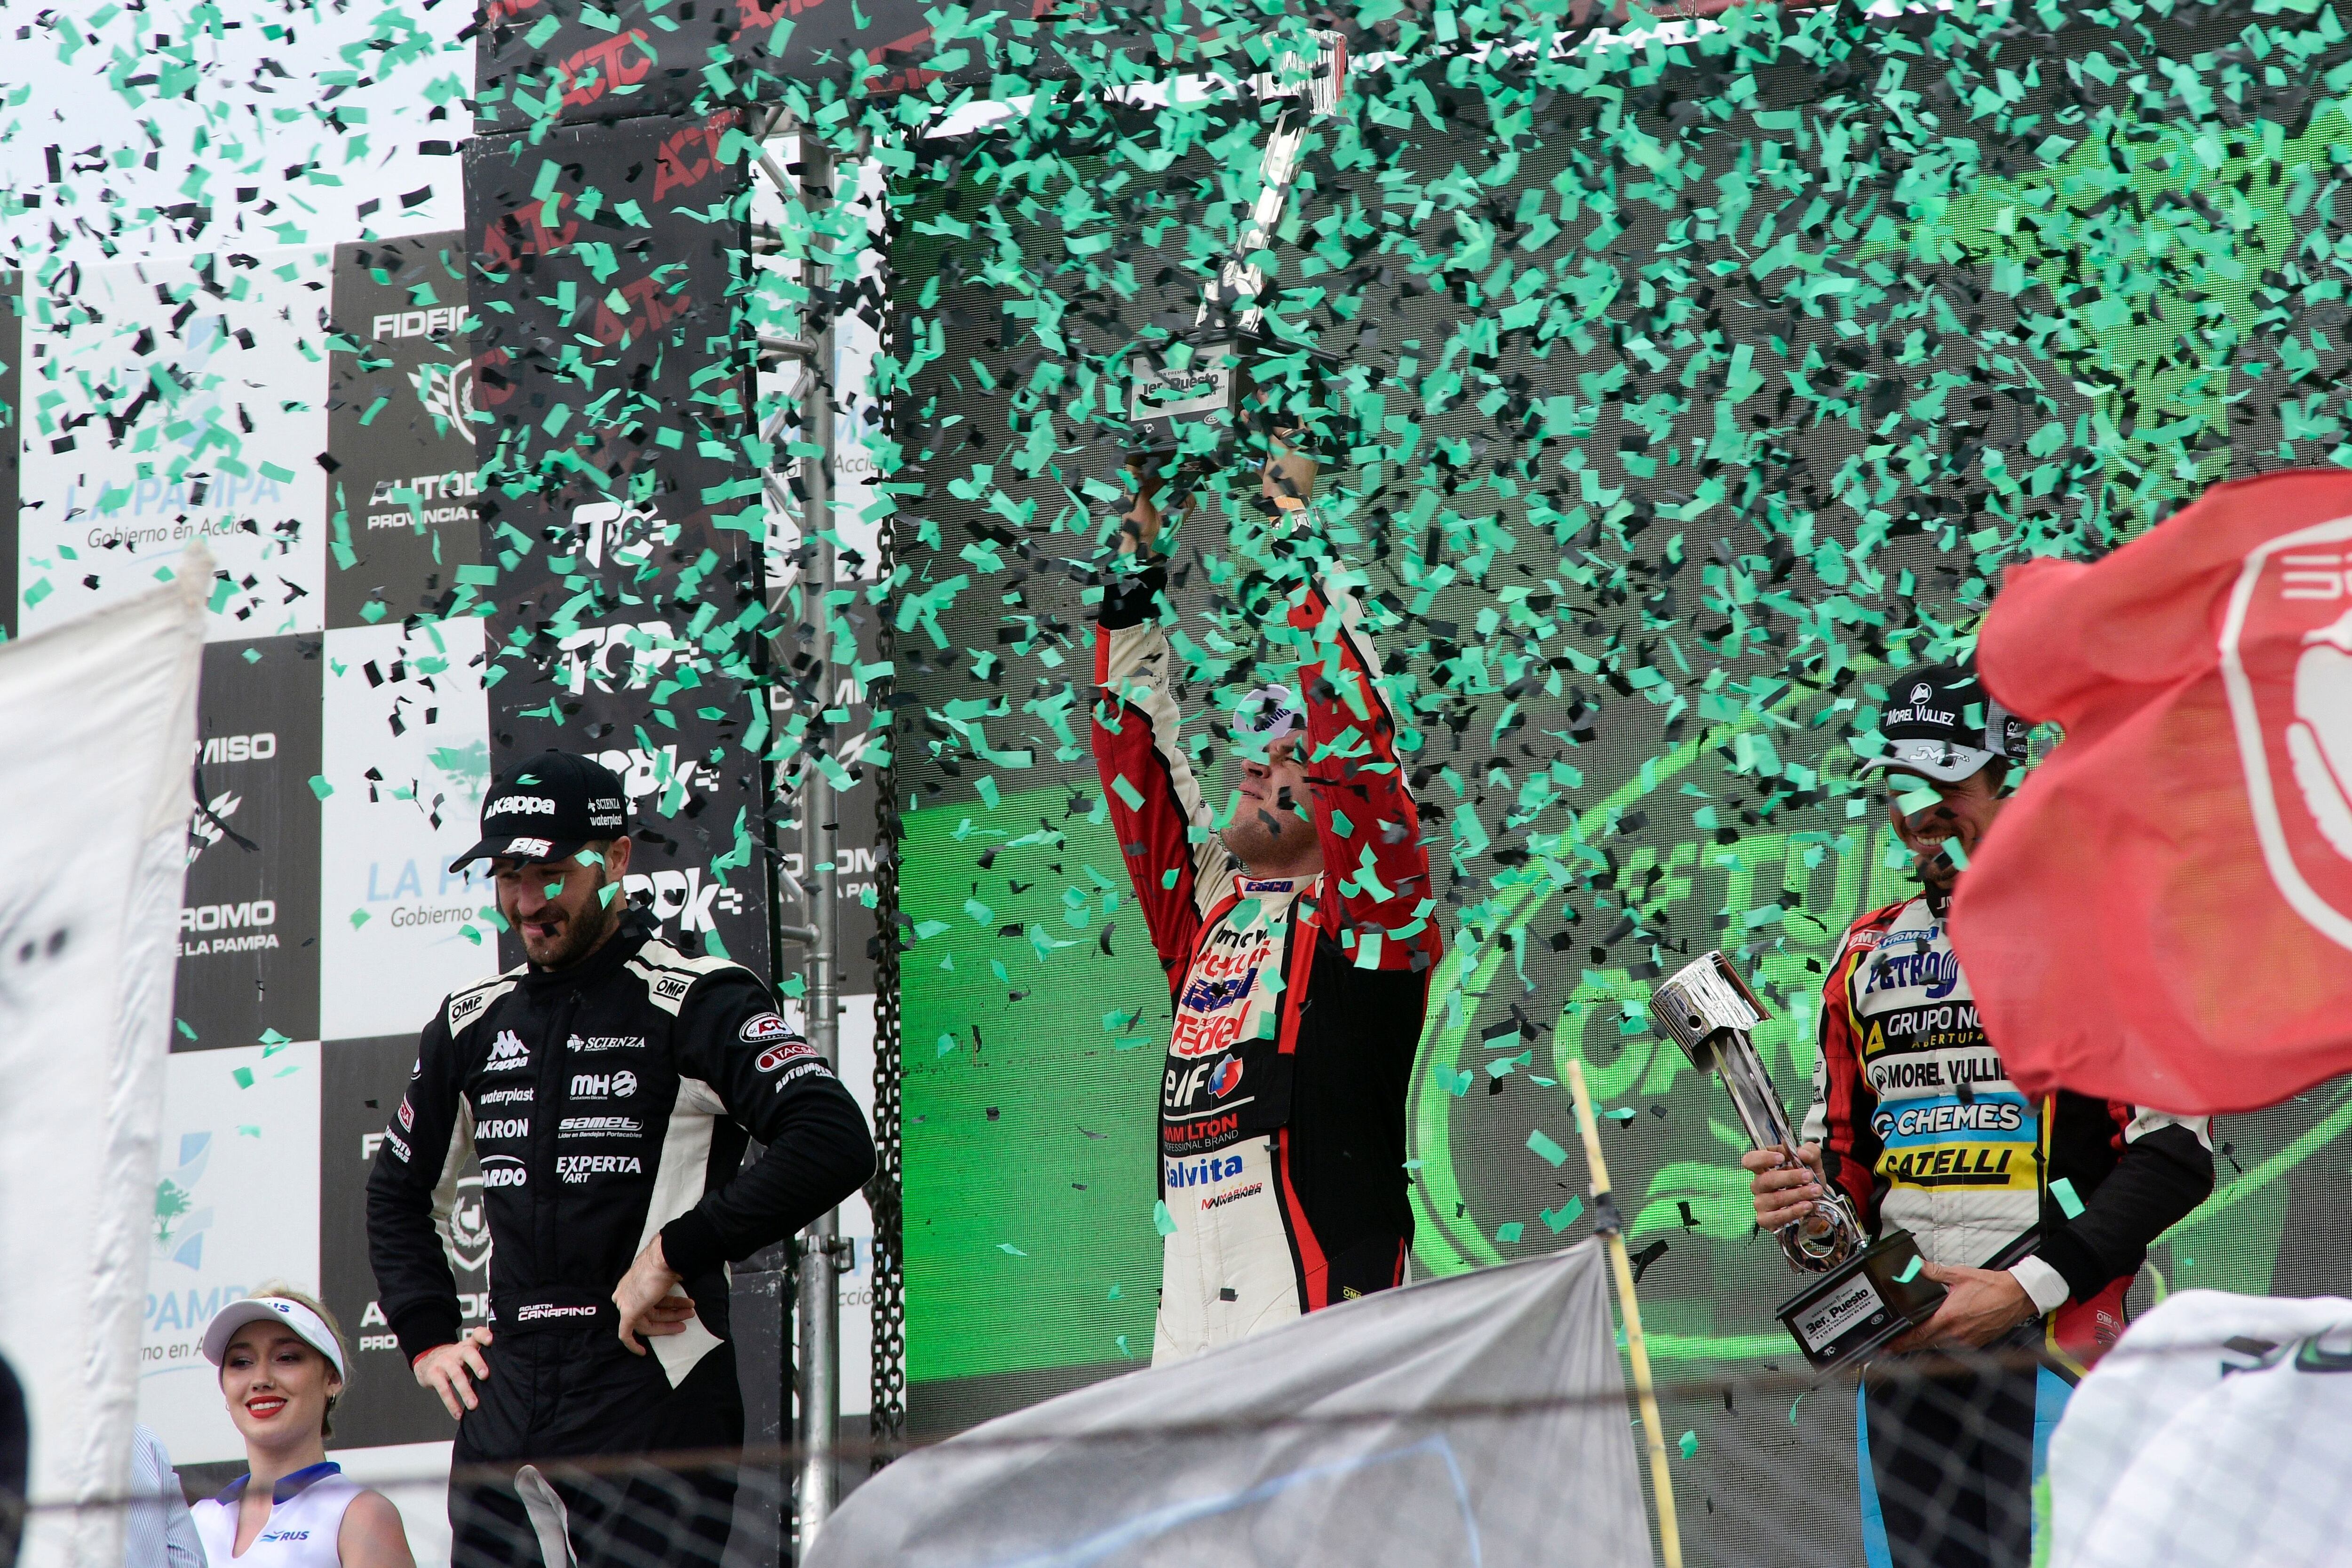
462, 112, 773, 975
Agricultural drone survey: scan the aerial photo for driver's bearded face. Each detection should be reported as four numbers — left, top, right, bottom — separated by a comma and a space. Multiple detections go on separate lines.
1221, 736, 1319, 871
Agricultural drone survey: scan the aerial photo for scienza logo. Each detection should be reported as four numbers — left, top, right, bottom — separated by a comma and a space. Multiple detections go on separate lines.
484, 1029, 531, 1072
2221, 515, 2352, 951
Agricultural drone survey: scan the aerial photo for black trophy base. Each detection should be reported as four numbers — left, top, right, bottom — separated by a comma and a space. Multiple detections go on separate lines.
1776, 1228, 1947, 1373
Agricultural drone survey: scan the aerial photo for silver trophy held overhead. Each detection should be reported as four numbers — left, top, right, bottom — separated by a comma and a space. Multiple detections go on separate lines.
1649, 952, 1946, 1373
1127, 30, 1348, 456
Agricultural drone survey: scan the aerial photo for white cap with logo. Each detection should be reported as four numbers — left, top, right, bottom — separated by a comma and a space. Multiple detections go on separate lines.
201, 1295, 346, 1378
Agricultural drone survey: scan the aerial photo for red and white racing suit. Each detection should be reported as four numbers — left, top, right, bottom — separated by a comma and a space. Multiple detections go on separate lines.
1092, 558, 1440, 1363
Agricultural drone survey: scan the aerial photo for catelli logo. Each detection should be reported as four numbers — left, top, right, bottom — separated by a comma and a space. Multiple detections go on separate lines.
2220, 517, 2352, 951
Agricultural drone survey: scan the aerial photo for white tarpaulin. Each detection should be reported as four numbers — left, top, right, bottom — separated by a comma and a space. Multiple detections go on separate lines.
0, 571, 205, 1568
809, 1241, 1648, 1568
2049, 1289, 2352, 1568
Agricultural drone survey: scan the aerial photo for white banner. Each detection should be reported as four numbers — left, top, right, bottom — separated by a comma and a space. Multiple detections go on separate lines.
0, 570, 205, 1568
808, 1242, 1647, 1568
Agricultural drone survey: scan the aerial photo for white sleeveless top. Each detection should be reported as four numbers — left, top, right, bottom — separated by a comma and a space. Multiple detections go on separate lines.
191, 1462, 365, 1568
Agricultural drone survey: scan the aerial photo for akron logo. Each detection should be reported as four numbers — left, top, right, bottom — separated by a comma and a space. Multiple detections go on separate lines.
2221, 514, 2352, 952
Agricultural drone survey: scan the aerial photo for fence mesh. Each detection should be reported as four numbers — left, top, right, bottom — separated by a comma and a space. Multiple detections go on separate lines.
5, 1327, 2342, 1568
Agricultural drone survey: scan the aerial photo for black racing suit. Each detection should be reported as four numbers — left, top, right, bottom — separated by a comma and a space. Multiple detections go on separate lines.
366, 911, 874, 1568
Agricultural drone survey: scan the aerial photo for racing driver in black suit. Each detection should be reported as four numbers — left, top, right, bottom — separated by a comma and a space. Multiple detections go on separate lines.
366, 751, 874, 1568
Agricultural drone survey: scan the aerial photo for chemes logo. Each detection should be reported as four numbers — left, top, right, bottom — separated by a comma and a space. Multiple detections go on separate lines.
2223, 522, 2352, 952
373, 307, 465, 340
757, 1040, 817, 1073
481, 1156, 527, 1188
570, 1070, 638, 1101
197, 732, 277, 765
488, 795, 558, 817
484, 1029, 531, 1072
557, 1154, 643, 1183
741, 1013, 794, 1044
408, 361, 477, 445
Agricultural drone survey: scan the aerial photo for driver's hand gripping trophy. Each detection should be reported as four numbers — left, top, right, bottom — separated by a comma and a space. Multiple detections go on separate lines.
1650, 953, 1945, 1371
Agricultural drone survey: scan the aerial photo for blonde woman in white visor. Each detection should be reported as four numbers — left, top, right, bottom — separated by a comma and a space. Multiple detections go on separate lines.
191, 1286, 413, 1568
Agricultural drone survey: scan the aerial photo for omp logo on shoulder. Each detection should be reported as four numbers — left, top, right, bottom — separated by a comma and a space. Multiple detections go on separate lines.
450, 990, 492, 1029
652, 975, 691, 1002
484, 1029, 530, 1071
489, 795, 558, 817
557, 1154, 642, 1183
197, 732, 276, 764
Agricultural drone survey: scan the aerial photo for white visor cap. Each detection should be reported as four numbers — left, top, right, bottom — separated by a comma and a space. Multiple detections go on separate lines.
202, 1296, 345, 1379
1234, 684, 1306, 749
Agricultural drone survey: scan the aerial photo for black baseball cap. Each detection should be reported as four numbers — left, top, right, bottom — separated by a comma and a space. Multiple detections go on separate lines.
1859, 663, 2030, 784
449, 750, 630, 872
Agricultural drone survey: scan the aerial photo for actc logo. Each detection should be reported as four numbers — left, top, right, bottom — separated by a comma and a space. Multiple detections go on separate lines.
2223, 521, 2352, 951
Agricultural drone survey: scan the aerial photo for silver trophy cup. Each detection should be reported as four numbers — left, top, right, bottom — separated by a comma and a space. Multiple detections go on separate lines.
1649, 951, 1945, 1371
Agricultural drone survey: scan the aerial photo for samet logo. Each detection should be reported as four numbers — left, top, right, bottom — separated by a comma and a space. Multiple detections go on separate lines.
484, 1030, 530, 1071
2224, 525, 2352, 952
197, 732, 277, 765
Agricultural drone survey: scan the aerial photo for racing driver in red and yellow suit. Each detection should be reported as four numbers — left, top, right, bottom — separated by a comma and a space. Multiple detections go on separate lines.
1092, 452, 1440, 1364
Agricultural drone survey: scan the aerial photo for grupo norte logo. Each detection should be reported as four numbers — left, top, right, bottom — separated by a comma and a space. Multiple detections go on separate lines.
2221, 514, 2352, 951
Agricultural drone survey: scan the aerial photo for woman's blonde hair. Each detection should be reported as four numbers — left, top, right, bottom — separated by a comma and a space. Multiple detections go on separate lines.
247, 1281, 349, 1439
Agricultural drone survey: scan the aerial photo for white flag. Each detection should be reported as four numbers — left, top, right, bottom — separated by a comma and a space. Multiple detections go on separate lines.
809, 1241, 1648, 1568
0, 570, 206, 1568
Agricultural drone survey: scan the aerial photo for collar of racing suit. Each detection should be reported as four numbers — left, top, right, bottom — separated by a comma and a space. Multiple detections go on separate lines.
520, 906, 655, 991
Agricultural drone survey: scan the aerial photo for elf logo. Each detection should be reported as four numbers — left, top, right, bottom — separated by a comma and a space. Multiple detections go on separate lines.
1164, 1055, 1248, 1112
197, 732, 276, 764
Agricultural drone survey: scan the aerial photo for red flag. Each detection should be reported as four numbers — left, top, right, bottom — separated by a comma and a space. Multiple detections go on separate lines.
1952, 468, 2352, 1115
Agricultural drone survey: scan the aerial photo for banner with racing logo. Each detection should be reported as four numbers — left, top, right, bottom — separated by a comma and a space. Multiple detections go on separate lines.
325, 231, 484, 629
462, 110, 772, 976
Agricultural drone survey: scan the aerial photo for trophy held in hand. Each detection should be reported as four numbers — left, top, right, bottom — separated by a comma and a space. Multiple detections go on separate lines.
1648, 951, 1946, 1373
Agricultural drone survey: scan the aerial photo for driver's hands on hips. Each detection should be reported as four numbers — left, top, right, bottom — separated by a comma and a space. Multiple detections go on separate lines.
613, 1236, 698, 1355
413, 1326, 494, 1420
1741, 1141, 1829, 1231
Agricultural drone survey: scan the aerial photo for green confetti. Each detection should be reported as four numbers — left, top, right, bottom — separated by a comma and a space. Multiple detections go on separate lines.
2051, 1177, 2086, 1219
1526, 1129, 1569, 1168
1678, 1430, 1698, 1460
1152, 1201, 1176, 1237
307, 776, 334, 801
1540, 1199, 1584, 1235
1895, 1256, 1923, 1284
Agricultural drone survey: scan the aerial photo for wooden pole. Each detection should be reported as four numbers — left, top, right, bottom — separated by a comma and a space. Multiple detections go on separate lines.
1566, 1059, 1684, 1568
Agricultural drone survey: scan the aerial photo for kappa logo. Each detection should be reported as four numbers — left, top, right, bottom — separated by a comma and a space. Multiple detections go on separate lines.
741, 1012, 794, 1045
2222, 520, 2352, 951
484, 1029, 531, 1072
489, 795, 558, 818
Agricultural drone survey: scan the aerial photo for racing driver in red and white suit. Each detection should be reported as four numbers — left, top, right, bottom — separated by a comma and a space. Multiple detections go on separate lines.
1093, 448, 1441, 1363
